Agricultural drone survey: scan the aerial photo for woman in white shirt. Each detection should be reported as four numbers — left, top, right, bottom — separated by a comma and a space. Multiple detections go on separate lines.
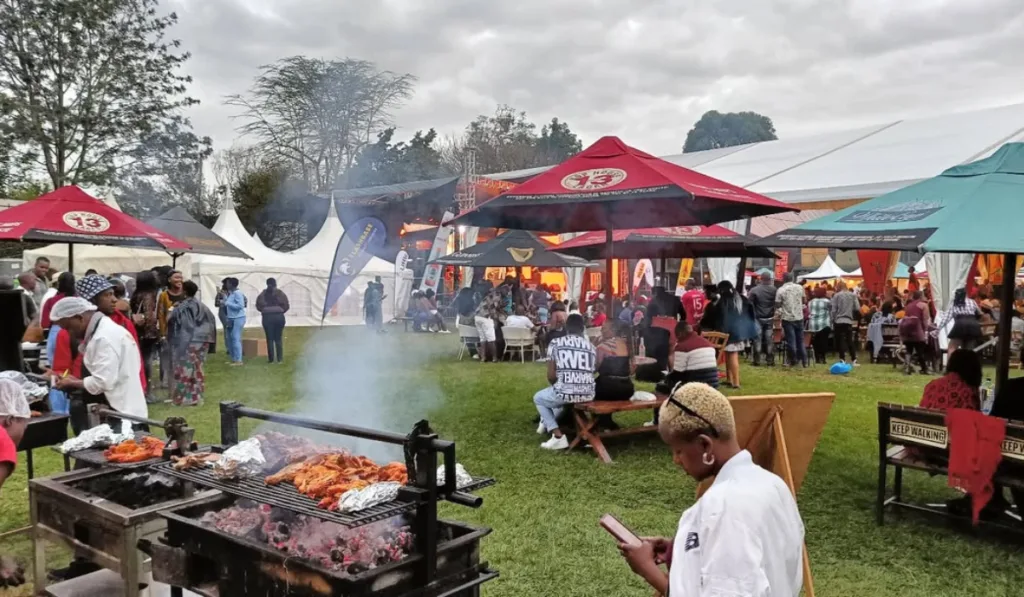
618, 382, 804, 597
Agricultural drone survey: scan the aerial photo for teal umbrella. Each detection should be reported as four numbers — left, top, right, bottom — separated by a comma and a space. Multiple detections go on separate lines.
754, 142, 1024, 253
755, 142, 1024, 394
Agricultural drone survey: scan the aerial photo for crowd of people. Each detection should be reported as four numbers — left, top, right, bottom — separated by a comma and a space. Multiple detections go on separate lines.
3, 258, 296, 418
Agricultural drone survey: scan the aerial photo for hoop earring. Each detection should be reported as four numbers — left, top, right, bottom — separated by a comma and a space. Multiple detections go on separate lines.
702, 452, 715, 466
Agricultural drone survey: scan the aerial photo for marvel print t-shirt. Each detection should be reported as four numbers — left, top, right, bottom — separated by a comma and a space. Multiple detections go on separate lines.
549, 334, 597, 403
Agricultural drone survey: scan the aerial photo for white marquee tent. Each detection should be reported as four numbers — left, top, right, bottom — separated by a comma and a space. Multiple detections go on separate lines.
798, 256, 850, 281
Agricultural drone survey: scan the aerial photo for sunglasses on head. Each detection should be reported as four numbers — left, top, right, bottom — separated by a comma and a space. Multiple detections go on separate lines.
666, 382, 719, 438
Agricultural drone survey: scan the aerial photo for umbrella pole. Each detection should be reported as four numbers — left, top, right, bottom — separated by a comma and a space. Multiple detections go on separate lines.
995, 251, 1018, 397
659, 256, 667, 287
606, 226, 614, 314
68, 244, 74, 274
172, 253, 178, 268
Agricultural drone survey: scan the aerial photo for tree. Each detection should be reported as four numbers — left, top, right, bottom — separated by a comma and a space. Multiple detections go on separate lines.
346, 127, 448, 188
439, 105, 583, 175
682, 110, 777, 153
0, 0, 200, 188
226, 56, 415, 193
114, 119, 216, 222
230, 164, 311, 250
537, 117, 582, 165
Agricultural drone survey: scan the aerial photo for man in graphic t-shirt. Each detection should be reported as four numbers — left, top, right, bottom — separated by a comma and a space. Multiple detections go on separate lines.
532, 314, 596, 451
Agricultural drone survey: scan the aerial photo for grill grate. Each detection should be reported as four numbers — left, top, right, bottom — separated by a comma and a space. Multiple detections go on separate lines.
152, 461, 418, 527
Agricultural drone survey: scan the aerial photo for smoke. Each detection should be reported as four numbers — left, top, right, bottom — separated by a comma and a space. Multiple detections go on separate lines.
282, 327, 446, 463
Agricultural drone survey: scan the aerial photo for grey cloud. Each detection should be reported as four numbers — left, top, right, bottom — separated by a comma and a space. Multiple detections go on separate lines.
167, 0, 1024, 167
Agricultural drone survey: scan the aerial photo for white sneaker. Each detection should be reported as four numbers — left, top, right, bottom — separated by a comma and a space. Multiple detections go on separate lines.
536, 422, 547, 435
472, 354, 480, 360
540, 435, 569, 450
852, 360, 861, 367
643, 420, 656, 427
439, 329, 451, 334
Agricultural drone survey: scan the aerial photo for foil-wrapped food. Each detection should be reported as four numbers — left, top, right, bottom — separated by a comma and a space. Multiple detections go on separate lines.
436, 463, 474, 489
58, 421, 134, 454
337, 481, 402, 513
213, 438, 266, 480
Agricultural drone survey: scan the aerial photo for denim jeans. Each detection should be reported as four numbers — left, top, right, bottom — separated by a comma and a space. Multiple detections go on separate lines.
782, 319, 807, 366
752, 317, 775, 365
534, 386, 569, 432
228, 317, 245, 362
262, 313, 285, 362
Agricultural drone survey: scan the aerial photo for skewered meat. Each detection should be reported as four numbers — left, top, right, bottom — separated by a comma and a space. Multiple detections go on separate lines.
171, 452, 220, 470
263, 450, 408, 510
104, 436, 164, 463
256, 431, 335, 471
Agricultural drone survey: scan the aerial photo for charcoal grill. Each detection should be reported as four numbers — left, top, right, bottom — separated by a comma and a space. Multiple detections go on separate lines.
60, 407, 200, 468
20, 412, 71, 478
29, 459, 219, 597
150, 402, 497, 597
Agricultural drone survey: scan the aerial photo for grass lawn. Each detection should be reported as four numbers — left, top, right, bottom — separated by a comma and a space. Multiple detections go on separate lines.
2, 326, 1023, 596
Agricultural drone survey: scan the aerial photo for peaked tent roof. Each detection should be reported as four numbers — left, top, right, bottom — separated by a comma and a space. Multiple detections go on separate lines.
288, 199, 395, 274
849, 262, 914, 278
431, 230, 591, 267
798, 255, 849, 280
146, 207, 251, 259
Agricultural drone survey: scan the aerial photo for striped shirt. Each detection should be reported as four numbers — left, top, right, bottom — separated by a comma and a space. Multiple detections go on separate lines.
673, 335, 719, 373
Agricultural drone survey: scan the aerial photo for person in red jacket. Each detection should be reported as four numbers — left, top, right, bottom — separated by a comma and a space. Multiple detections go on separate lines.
75, 276, 147, 393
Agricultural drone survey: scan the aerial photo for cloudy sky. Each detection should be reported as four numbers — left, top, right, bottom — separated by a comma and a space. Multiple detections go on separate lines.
167, 0, 1024, 160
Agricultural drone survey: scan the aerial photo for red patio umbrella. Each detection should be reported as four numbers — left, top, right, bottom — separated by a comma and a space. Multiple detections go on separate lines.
0, 186, 190, 271
455, 136, 796, 308
554, 225, 776, 261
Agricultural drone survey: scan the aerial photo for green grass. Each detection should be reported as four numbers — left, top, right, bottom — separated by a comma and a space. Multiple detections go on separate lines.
2, 327, 1023, 596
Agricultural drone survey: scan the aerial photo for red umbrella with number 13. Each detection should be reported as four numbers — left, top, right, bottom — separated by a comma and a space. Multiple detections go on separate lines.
0, 185, 189, 271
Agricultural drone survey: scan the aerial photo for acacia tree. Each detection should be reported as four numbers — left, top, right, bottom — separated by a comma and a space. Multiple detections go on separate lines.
226, 56, 415, 193
0, 0, 201, 188
346, 127, 449, 188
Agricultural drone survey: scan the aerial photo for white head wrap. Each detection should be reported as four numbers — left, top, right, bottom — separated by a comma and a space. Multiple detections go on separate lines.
50, 296, 98, 321
0, 379, 30, 419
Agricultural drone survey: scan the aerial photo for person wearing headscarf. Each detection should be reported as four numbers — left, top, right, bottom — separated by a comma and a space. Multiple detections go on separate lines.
167, 281, 216, 406
617, 383, 804, 597
0, 379, 29, 586
256, 278, 290, 363
77, 275, 146, 394
52, 297, 148, 428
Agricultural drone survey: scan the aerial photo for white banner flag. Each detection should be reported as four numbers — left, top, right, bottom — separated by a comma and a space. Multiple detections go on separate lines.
419, 211, 455, 293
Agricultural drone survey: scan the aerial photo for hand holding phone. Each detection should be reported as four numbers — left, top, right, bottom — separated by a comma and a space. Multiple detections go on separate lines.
599, 514, 641, 547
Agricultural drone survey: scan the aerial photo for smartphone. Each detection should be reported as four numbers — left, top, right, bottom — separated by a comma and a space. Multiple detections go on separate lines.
599, 514, 641, 547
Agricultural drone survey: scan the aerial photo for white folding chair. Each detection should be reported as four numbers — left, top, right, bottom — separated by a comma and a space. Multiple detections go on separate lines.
502, 327, 536, 362
457, 325, 480, 361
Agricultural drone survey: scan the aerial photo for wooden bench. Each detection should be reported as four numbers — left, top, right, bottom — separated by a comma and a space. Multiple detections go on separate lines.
570, 399, 665, 463
392, 316, 414, 332
877, 402, 1024, 531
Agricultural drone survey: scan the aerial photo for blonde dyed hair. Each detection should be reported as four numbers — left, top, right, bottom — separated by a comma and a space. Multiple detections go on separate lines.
658, 382, 736, 442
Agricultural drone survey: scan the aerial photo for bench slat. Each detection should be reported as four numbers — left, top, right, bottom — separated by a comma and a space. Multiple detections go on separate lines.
574, 400, 664, 414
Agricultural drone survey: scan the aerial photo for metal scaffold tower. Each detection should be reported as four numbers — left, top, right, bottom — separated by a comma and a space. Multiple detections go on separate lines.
456, 148, 478, 214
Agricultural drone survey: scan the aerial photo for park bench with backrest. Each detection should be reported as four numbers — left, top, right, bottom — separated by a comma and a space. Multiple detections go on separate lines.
876, 402, 1024, 531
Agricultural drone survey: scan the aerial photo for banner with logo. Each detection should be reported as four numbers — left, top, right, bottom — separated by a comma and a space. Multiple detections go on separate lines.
632, 259, 654, 293
419, 211, 455, 293
323, 216, 387, 320
674, 259, 694, 297
857, 250, 900, 296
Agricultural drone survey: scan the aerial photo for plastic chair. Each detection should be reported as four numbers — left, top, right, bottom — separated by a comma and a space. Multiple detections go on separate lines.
502, 327, 536, 362
457, 325, 480, 361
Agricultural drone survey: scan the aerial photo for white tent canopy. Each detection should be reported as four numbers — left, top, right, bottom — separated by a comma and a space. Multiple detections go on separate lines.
798, 256, 849, 281
480, 102, 1024, 206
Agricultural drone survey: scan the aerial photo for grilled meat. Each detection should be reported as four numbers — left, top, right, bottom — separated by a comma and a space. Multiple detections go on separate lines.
104, 436, 164, 463
262, 450, 408, 511
171, 452, 220, 470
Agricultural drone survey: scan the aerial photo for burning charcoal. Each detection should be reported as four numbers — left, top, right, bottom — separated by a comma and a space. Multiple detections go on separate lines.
346, 562, 368, 575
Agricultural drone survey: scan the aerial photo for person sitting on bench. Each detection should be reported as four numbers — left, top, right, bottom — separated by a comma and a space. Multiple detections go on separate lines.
919, 349, 981, 412
657, 322, 720, 396
533, 314, 596, 451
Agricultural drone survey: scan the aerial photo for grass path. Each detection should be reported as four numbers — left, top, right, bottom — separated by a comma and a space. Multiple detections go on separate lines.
1, 327, 1021, 596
